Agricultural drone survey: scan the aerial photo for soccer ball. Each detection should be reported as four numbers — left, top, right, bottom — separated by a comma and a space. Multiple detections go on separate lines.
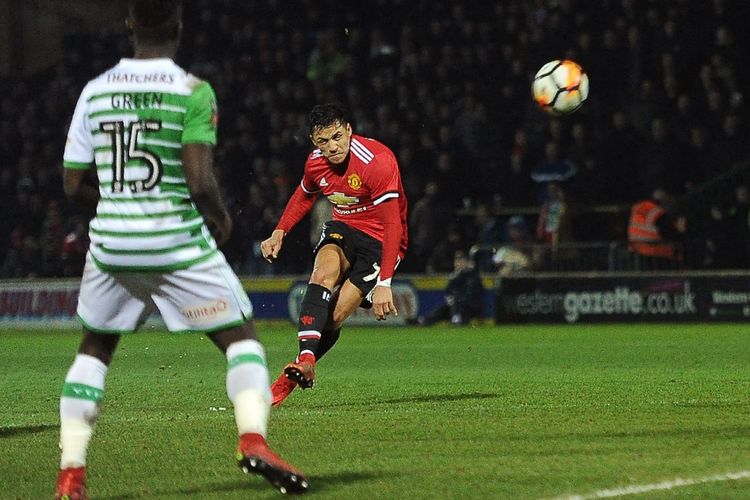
532, 60, 589, 115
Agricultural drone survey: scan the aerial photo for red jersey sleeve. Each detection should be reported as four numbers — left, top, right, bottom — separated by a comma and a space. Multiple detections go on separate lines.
276, 174, 320, 233
366, 150, 403, 282
374, 198, 401, 281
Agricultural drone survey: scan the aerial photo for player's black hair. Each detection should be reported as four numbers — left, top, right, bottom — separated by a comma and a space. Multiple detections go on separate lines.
308, 103, 349, 134
128, 0, 182, 44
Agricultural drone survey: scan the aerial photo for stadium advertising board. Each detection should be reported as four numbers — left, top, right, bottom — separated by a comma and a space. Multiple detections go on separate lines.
0, 281, 165, 329
0, 278, 420, 327
494, 275, 750, 323
0, 281, 80, 327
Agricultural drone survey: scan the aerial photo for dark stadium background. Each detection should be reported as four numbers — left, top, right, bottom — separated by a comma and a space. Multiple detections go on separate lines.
1, 0, 749, 279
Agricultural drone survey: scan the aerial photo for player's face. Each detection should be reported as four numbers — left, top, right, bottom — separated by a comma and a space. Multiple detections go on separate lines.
311, 121, 352, 165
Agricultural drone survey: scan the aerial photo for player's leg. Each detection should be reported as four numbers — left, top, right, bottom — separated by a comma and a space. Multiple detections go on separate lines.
272, 221, 355, 406
300, 229, 385, 375
56, 330, 118, 500
156, 254, 308, 493
314, 287, 344, 361
57, 257, 151, 500
314, 327, 341, 360
308, 227, 390, 363
271, 286, 339, 408
314, 279, 363, 359
209, 323, 308, 494
271, 283, 352, 407
283, 243, 348, 389
208, 323, 270, 442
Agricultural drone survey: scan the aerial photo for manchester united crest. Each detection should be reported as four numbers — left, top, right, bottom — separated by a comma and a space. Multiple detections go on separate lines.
347, 173, 362, 190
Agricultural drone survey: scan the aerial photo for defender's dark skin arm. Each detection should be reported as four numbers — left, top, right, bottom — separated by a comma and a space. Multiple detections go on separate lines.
63, 167, 100, 212
182, 143, 233, 245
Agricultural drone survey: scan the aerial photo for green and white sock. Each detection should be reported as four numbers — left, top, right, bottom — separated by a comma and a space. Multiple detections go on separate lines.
226, 340, 271, 437
59, 354, 107, 468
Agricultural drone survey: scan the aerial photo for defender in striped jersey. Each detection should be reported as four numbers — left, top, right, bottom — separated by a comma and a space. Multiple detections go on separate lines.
260, 103, 408, 406
55, 2, 307, 498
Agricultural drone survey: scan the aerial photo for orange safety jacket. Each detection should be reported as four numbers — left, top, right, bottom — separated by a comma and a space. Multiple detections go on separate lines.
627, 200, 675, 259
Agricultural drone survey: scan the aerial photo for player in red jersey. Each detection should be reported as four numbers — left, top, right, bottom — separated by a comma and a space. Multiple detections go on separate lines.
260, 103, 408, 406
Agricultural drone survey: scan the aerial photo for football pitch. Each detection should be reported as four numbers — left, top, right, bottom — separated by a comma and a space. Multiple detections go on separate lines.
2, 323, 749, 499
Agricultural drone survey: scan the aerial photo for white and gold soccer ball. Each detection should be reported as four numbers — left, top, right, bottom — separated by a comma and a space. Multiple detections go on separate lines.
532, 59, 589, 115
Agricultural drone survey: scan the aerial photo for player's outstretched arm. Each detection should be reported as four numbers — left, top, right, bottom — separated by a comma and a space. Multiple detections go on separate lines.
183, 143, 232, 245
261, 184, 318, 263
260, 229, 285, 263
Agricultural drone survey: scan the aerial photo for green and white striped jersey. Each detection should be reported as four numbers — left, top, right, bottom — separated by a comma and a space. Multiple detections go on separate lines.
64, 58, 220, 272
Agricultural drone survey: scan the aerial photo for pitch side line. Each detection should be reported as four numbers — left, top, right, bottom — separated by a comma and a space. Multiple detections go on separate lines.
549, 470, 750, 499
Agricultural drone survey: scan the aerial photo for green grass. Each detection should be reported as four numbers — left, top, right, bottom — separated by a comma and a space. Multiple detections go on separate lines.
2, 323, 749, 499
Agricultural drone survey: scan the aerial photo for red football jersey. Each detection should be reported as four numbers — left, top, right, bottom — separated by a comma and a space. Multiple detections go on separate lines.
300, 135, 408, 255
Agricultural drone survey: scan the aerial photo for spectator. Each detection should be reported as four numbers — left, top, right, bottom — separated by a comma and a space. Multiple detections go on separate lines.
682, 126, 714, 190
492, 215, 533, 275
702, 201, 743, 269
627, 188, 687, 270
712, 114, 747, 171
426, 223, 465, 274
566, 122, 602, 203
596, 111, 642, 203
1, 227, 26, 278
535, 181, 578, 270
418, 250, 484, 326
40, 199, 66, 276
499, 129, 536, 207
407, 181, 452, 272
536, 181, 575, 247
472, 203, 503, 247
637, 117, 685, 195
433, 151, 464, 208
723, 184, 750, 267
530, 142, 577, 195
469, 203, 504, 271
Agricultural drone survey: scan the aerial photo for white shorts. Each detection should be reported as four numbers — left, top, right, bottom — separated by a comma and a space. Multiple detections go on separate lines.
77, 252, 253, 333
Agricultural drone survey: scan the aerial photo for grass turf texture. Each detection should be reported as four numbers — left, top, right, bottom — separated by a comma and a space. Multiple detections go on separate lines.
2, 323, 749, 499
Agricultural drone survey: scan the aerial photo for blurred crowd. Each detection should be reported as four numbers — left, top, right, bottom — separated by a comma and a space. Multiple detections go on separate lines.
0, 0, 749, 278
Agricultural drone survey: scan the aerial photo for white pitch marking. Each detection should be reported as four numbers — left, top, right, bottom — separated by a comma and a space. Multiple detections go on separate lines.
549, 470, 750, 499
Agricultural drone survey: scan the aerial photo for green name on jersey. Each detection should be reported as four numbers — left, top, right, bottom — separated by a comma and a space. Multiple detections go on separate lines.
111, 92, 164, 110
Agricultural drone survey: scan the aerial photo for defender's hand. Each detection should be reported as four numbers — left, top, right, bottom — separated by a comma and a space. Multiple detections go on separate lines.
372, 285, 398, 321
260, 229, 285, 263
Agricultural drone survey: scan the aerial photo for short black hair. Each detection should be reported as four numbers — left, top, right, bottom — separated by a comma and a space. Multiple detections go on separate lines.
128, 0, 182, 44
308, 103, 348, 134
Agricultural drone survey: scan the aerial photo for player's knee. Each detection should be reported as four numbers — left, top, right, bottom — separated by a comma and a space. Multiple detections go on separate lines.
309, 268, 339, 290
209, 323, 258, 353
78, 330, 119, 365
